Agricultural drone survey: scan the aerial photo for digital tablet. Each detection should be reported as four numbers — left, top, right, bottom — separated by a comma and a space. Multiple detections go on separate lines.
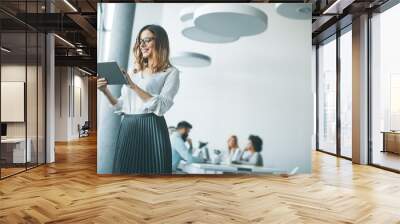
97, 61, 128, 85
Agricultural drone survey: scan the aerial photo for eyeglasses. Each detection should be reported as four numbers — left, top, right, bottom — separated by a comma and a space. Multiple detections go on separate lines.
139, 37, 155, 46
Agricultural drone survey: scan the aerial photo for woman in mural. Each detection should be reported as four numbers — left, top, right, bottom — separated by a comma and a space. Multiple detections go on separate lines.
97, 24, 180, 174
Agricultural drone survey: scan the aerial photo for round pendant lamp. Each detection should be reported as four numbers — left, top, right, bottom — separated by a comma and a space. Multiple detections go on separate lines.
275, 3, 312, 20
193, 4, 268, 37
180, 6, 196, 22
170, 52, 211, 67
182, 19, 240, 43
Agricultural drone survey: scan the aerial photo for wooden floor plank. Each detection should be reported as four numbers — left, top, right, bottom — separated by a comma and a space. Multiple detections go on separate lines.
0, 135, 399, 223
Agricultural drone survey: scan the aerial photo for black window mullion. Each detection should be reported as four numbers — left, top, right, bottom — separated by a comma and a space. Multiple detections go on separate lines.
367, 11, 373, 165
44, 31, 47, 164
25, 0, 28, 171
316, 45, 320, 151
0, 26, 2, 179
36, 0, 39, 168
44, 0, 48, 165
336, 30, 341, 157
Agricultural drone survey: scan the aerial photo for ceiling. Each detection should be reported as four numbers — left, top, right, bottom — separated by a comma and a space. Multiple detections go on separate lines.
0, 0, 394, 73
1, 32, 46, 64
311, 0, 390, 44
0, 0, 97, 73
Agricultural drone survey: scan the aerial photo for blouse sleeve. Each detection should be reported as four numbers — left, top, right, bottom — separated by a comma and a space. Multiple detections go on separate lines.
142, 68, 180, 116
239, 153, 263, 166
109, 85, 127, 113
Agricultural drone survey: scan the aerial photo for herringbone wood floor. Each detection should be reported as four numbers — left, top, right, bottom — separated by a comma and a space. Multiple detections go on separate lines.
1, 135, 400, 224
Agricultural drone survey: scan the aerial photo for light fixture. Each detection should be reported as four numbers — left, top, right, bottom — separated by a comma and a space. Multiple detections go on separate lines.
322, 0, 350, 15
275, 3, 312, 20
182, 19, 240, 43
63, 0, 78, 12
1, 47, 11, 53
180, 6, 240, 43
54, 34, 75, 48
76, 48, 83, 54
170, 52, 211, 67
78, 67, 92, 76
193, 4, 268, 37
180, 6, 196, 22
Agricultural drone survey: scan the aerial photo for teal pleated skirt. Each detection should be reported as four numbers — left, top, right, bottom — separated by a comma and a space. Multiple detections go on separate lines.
112, 113, 172, 174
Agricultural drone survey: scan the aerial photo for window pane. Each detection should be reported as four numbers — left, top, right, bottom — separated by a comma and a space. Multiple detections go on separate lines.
312, 46, 317, 150
1, 30, 28, 178
340, 29, 352, 158
27, 31, 38, 169
0, 1, 46, 179
371, 3, 400, 171
318, 37, 337, 154
38, 32, 46, 165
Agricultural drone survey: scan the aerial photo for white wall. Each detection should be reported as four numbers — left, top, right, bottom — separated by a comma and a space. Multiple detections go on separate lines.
1, 66, 26, 127
55, 67, 68, 141
55, 67, 89, 141
71, 73, 89, 138
135, 3, 313, 172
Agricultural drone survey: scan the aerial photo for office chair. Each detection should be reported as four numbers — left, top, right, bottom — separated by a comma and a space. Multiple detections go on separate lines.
79, 121, 90, 138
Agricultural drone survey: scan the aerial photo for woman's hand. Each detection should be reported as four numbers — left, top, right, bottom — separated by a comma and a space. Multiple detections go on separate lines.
97, 77, 108, 92
121, 70, 137, 90
121, 69, 153, 102
97, 77, 118, 106
187, 138, 193, 149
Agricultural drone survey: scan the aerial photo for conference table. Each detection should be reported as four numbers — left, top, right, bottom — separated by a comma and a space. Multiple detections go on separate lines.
178, 160, 298, 175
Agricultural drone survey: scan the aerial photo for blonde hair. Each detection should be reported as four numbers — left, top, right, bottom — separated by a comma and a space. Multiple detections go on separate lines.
133, 24, 171, 73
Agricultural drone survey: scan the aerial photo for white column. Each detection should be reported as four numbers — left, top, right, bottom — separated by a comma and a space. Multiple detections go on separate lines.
97, 4, 136, 174
46, 33, 55, 163
45, 0, 55, 163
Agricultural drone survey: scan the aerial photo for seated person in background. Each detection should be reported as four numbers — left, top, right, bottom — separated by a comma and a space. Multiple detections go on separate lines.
170, 121, 205, 171
237, 135, 263, 166
221, 135, 243, 164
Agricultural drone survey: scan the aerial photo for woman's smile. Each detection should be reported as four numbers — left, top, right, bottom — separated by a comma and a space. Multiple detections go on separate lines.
141, 47, 150, 54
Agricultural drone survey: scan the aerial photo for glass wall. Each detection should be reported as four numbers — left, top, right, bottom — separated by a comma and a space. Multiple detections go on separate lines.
0, 1, 46, 179
317, 36, 337, 154
340, 28, 352, 158
312, 46, 316, 150
27, 31, 38, 169
316, 25, 353, 159
1, 31, 28, 177
371, 3, 400, 171
38, 32, 45, 165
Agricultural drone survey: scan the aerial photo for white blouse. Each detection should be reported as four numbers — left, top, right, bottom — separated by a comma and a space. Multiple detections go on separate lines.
111, 66, 180, 116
